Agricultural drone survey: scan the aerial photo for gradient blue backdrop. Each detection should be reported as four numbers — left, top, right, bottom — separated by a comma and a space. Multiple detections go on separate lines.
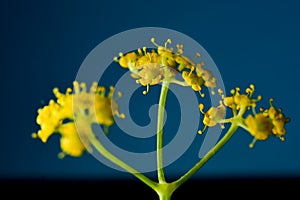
1, 0, 299, 181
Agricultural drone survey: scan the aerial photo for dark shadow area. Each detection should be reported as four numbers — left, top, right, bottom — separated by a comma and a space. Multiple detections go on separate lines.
1, 177, 299, 199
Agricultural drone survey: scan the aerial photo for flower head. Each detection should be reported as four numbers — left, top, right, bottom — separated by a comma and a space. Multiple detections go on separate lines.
197, 84, 290, 148
261, 98, 290, 139
223, 84, 261, 111
198, 101, 226, 134
114, 37, 217, 95
244, 98, 290, 147
135, 63, 166, 94
244, 113, 273, 141
32, 81, 124, 158
182, 66, 205, 92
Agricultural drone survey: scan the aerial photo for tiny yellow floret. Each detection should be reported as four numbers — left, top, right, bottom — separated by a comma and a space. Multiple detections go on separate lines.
244, 113, 273, 141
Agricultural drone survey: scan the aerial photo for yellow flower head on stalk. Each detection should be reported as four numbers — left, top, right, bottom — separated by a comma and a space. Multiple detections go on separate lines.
232, 87, 291, 147
114, 37, 217, 96
32, 81, 124, 158
223, 84, 261, 111
244, 113, 274, 141
198, 84, 290, 148
244, 98, 290, 147
198, 101, 226, 134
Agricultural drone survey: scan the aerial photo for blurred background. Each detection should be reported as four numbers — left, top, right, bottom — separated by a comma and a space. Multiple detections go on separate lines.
1, 0, 299, 197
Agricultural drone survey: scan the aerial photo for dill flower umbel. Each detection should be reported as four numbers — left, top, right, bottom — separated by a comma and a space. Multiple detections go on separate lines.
114, 38, 216, 95
31, 34, 291, 200
32, 81, 124, 158
198, 84, 290, 147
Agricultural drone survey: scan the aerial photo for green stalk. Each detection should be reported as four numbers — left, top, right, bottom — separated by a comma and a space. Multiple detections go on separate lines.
157, 81, 170, 183
172, 123, 239, 189
172, 106, 247, 189
88, 129, 158, 191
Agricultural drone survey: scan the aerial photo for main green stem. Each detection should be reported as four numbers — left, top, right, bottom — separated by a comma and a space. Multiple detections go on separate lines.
157, 81, 170, 183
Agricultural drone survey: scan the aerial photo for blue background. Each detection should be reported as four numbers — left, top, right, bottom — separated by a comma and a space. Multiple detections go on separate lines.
1, 0, 300, 182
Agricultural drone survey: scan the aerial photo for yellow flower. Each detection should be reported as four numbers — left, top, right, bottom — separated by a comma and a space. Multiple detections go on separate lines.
223, 85, 261, 111
34, 100, 62, 142
136, 63, 166, 95
32, 81, 124, 158
212, 86, 290, 148
58, 123, 85, 157
244, 98, 290, 147
198, 101, 226, 134
262, 98, 290, 140
117, 52, 139, 68
244, 113, 273, 141
182, 66, 205, 92
195, 66, 216, 89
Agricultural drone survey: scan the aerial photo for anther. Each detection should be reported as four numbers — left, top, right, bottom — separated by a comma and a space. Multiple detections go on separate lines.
138, 48, 143, 55
73, 81, 80, 94
151, 38, 160, 48
117, 91, 122, 98
269, 98, 274, 106
249, 138, 257, 148
211, 89, 215, 95
164, 39, 172, 48
199, 91, 205, 98
143, 47, 147, 54
119, 113, 126, 119
66, 88, 72, 94
218, 88, 225, 99
176, 44, 184, 54
113, 57, 119, 62
80, 82, 87, 92
245, 87, 252, 94
31, 133, 38, 139
58, 152, 66, 159
199, 104, 205, 114
90, 82, 98, 93
143, 84, 149, 95
198, 125, 207, 134
257, 95, 262, 101
188, 66, 195, 76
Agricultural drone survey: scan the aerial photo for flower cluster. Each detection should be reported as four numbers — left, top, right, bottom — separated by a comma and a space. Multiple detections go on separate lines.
32, 81, 124, 158
198, 84, 290, 147
245, 98, 290, 147
114, 38, 216, 95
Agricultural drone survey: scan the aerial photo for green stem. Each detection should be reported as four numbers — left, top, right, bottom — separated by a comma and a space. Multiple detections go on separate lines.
88, 131, 158, 191
157, 81, 170, 183
156, 182, 176, 200
158, 193, 172, 200
172, 123, 239, 189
